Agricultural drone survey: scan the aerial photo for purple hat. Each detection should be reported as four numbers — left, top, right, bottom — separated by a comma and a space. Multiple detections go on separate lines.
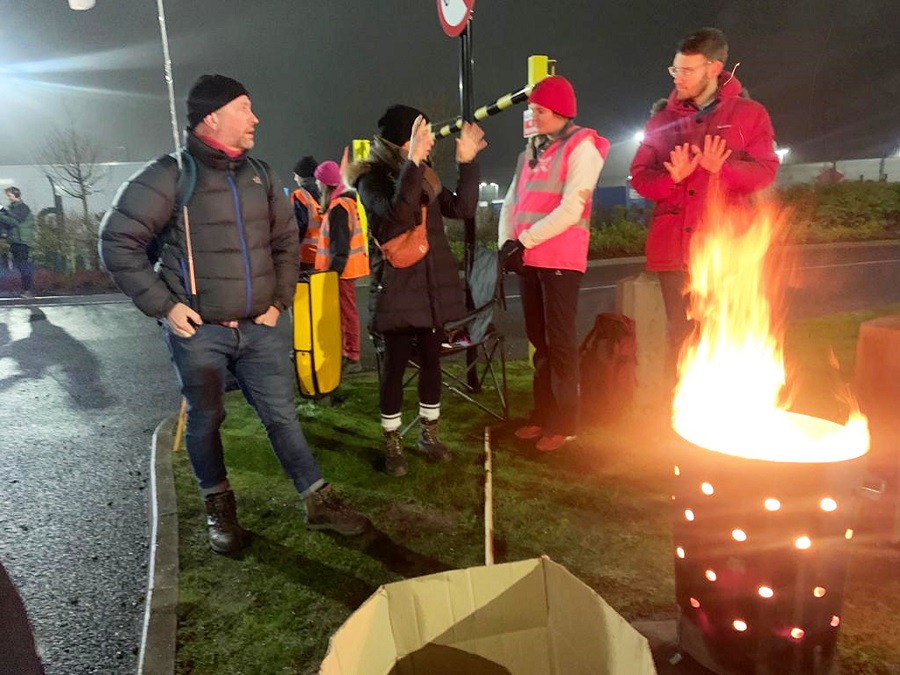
314, 160, 342, 188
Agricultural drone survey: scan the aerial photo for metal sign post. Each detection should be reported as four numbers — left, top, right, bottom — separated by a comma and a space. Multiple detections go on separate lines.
438, 0, 480, 390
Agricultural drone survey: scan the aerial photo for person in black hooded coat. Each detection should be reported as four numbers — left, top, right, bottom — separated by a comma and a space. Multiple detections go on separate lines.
347, 104, 486, 477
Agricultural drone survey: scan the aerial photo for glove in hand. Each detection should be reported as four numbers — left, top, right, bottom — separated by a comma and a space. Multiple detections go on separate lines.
499, 239, 525, 275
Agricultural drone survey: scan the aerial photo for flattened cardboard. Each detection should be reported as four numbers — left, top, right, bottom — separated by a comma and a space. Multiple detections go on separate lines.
320, 557, 656, 675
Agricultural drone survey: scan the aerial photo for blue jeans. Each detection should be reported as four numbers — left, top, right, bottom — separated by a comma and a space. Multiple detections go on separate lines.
163, 319, 324, 498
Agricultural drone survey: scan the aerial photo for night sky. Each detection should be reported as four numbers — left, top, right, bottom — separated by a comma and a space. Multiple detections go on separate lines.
1, 0, 898, 188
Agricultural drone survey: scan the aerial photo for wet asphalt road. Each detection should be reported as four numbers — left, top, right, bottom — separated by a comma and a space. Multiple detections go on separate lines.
1, 241, 900, 674
0, 300, 177, 674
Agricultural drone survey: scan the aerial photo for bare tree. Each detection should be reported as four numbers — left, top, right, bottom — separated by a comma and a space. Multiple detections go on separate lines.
36, 124, 106, 226
34, 123, 107, 271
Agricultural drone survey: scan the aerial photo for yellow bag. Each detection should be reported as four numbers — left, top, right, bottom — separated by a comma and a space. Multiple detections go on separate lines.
293, 270, 342, 398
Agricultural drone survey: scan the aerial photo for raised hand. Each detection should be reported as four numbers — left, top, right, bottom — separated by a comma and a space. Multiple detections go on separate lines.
408, 115, 434, 166
663, 143, 701, 184
456, 122, 487, 163
692, 134, 732, 174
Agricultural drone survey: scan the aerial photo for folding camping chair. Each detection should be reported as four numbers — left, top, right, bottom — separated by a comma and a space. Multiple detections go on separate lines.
372, 245, 509, 435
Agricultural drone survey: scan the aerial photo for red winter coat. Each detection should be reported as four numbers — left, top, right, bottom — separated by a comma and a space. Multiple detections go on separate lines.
630, 74, 778, 271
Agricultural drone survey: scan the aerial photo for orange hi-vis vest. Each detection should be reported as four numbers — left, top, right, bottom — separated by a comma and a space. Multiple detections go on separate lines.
315, 194, 370, 280
291, 187, 322, 265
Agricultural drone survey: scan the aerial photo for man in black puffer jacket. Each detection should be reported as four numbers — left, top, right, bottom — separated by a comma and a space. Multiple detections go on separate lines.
100, 75, 369, 555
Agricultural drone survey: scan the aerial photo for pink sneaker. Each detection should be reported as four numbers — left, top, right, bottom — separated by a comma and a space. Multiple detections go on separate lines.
536, 434, 576, 452
514, 425, 543, 440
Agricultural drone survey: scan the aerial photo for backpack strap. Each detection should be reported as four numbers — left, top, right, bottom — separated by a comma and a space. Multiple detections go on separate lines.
170, 149, 197, 213
165, 149, 199, 306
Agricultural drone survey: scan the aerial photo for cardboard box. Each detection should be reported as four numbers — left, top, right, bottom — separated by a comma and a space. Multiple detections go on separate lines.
320, 557, 657, 675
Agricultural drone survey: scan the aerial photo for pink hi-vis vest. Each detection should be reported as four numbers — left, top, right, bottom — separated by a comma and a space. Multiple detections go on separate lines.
512, 125, 608, 272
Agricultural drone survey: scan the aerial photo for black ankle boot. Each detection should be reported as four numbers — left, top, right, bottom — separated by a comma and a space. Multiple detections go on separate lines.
383, 429, 408, 477
305, 485, 370, 536
418, 418, 451, 463
204, 490, 250, 554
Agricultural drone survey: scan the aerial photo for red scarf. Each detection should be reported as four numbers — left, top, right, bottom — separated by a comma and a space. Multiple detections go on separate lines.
193, 131, 243, 159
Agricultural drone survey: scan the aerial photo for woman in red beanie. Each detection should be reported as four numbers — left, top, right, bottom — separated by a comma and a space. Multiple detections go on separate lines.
498, 75, 610, 452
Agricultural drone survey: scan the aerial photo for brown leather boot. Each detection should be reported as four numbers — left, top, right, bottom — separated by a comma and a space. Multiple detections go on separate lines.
204, 490, 250, 554
384, 429, 408, 477
418, 418, 452, 463
305, 485, 370, 536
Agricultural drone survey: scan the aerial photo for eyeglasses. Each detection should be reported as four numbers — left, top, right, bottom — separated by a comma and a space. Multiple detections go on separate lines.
667, 61, 712, 77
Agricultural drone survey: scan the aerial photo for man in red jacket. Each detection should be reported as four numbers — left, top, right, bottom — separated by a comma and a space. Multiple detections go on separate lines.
630, 27, 778, 382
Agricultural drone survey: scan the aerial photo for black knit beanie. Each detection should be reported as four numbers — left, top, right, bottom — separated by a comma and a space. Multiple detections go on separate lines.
377, 104, 427, 146
292, 156, 318, 179
186, 74, 250, 129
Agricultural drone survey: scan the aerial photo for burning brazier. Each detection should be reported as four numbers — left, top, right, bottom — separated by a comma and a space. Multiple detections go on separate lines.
672, 415, 866, 675
669, 201, 870, 674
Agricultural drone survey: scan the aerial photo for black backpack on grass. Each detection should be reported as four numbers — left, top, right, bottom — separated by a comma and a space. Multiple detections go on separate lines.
579, 313, 637, 425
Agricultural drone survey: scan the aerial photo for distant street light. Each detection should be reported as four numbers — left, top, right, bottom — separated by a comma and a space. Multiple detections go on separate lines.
776, 147, 790, 162
633, 131, 645, 143
479, 182, 500, 202
67, 0, 95, 9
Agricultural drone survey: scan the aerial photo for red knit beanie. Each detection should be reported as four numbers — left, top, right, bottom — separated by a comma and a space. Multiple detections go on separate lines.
529, 75, 577, 118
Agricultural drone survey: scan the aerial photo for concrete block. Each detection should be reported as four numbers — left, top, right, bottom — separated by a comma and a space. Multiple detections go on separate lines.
616, 272, 667, 411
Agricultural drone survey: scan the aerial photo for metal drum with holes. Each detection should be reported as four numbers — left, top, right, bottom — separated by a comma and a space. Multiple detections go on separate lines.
671, 421, 867, 675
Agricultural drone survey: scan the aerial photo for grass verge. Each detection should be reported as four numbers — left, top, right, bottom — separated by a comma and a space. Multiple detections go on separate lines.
174, 308, 900, 675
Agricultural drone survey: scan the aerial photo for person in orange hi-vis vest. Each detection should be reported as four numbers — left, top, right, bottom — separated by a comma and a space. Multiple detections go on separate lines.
290, 155, 322, 271
313, 160, 370, 373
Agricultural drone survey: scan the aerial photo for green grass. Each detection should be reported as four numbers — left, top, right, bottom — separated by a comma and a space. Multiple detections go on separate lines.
174, 310, 900, 674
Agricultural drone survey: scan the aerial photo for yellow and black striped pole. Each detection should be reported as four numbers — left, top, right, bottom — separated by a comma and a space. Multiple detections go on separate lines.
432, 86, 532, 139
432, 55, 555, 140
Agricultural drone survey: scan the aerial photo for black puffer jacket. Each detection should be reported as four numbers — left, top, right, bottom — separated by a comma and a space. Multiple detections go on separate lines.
349, 152, 478, 333
99, 133, 297, 321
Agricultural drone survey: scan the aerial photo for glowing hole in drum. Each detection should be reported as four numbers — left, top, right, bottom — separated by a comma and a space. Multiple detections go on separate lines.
820, 498, 838, 512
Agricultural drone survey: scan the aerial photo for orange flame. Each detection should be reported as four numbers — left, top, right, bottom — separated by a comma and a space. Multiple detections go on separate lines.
672, 198, 868, 463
